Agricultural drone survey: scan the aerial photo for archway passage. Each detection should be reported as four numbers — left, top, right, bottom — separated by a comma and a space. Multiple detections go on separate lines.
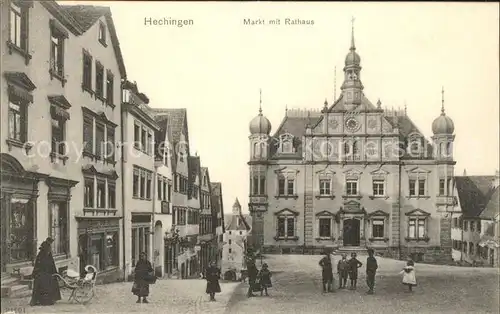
343, 219, 360, 246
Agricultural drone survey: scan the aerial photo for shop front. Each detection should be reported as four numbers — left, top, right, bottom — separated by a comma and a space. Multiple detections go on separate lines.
0, 154, 46, 273
77, 217, 122, 283
131, 214, 152, 269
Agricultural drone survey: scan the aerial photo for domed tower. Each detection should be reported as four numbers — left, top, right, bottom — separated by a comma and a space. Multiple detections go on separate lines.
248, 89, 271, 252
249, 89, 272, 161
432, 87, 455, 162
341, 18, 364, 109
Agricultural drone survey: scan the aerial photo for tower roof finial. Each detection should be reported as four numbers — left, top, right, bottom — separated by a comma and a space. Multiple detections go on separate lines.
441, 86, 445, 115
285, 104, 288, 117
334, 65, 337, 101
350, 16, 356, 50
259, 88, 262, 115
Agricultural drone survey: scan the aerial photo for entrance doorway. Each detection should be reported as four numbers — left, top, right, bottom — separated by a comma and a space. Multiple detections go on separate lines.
343, 219, 360, 246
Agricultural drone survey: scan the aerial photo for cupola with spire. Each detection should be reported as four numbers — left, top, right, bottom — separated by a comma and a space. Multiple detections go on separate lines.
341, 17, 364, 107
432, 87, 455, 135
249, 89, 272, 135
345, 22, 361, 66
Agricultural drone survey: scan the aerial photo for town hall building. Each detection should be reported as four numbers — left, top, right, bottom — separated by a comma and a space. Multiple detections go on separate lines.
248, 26, 457, 263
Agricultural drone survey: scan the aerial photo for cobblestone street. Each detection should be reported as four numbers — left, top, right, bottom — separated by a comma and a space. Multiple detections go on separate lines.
1, 279, 239, 314
226, 254, 499, 314
2, 255, 499, 313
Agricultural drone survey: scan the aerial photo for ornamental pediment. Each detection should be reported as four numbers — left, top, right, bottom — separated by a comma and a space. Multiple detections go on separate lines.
368, 210, 390, 217
343, 168, 363, 178
315, 210, 335, 217
405, 208, 431, 216
370, 168, 390, 176
316, 167, 336, 175
407, 166, 431, 174
274, 208, 299, 216
274, 167, 300, 175
343, 200, 361, 209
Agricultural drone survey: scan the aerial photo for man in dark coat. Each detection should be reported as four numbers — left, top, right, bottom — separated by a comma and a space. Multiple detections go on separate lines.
205, 261, 221, 301
132, 252, 154, 303
348, 252, 363, 290
30, 238, 62, 306
366, 248, 378, 294
319, 251, 334, 292
246, 259, 259, 297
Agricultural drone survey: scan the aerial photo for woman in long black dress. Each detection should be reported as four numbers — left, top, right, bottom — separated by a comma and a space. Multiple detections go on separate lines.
30, 238, 62, 306
205, 261, 221, 301
132, 252, 154, 303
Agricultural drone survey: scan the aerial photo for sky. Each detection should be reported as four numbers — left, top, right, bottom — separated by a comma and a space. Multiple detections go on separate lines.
66, 1, 499, 213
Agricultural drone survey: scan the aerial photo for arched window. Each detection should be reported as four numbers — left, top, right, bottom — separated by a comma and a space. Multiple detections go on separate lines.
253, 142, 259, 158
252, 176, 259, 195
446, 142, 452, 156
282, 140, 293, 153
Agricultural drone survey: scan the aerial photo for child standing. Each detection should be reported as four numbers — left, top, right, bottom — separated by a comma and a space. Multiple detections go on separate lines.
258, 263, 272, 296
399, 260, 417, 292
347, 252, 363, 290
365, 249, 378, 294
337, 254, 349, 289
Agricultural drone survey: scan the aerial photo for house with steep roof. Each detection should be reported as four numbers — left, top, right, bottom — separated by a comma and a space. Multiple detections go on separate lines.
1, 1, 127, 292
248, 24, 458, 263
198, 166, 215, 273
151, 108, 200, 279
221, 198, 251, 280
453, 172, 499, 266
120, 79, 164, 278
211, 182, 225, 267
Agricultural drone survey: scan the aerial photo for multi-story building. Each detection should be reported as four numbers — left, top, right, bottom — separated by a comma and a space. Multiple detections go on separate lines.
248, 26, 457, 263
221, 199, 251, 280
198, 167, 215, 272
452, 172, 499, 267
186, 155, 201, 277
1, 1, 126, 285
121, 80, 161, 278
152, 109, 199, 279
152, 114, 174, 277
211, 182, 226, 267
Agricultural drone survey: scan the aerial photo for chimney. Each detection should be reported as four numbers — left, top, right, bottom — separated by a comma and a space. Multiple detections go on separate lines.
463, 169, 467, 176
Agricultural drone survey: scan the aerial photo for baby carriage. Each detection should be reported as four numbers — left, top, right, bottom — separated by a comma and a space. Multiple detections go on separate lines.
53, 265, 97, 303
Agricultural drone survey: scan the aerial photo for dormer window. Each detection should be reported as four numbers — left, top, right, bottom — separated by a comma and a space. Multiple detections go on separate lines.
279, 133, 294, 153
98, 21, 107, 46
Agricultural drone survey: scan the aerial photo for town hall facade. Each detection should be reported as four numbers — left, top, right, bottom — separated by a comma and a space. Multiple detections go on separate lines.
248, 27, 457, 263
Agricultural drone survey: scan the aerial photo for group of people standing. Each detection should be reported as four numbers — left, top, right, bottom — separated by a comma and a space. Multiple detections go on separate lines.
320, 250, 370, 293
320, 249, 417, 294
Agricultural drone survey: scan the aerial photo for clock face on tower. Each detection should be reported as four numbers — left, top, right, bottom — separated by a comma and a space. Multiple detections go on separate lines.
345, 117, 360, 132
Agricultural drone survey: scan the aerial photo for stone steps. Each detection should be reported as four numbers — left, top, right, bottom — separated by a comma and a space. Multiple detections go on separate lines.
1, 272, 33, 298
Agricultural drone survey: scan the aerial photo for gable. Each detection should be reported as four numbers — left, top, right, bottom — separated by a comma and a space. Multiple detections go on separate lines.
59, 5, 126, 79
274, 208, 299, 216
